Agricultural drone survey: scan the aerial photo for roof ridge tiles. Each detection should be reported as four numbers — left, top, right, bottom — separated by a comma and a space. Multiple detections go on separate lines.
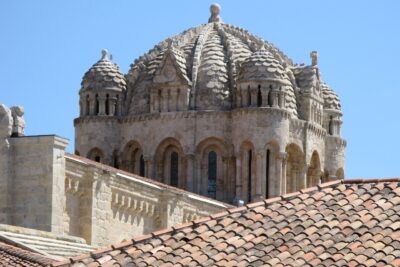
344, 178, 400, 183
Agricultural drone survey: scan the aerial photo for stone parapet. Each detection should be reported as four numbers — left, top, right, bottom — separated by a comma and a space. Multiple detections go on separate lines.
64, 153, 231, 246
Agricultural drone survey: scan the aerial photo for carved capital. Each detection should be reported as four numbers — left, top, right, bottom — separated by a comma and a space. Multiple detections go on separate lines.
277, 152, 288, 160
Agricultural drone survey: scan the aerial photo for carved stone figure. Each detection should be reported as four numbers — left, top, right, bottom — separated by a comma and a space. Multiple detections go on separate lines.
10, 106, 25, 137
0, 104, 13, 138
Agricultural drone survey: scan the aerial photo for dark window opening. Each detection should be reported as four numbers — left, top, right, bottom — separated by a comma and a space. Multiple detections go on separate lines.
113, 153, 119, 168
257, 85, 262, 107
248, 150, 252, 202
139, 155, 145, 177
328, 116, 333, 135
268, 87, 273, 106
170, 152, 179, 187
208, 151, 217, 199
95, 94, 100, 115
95, 156, 101, 163
105, 94, 110, 115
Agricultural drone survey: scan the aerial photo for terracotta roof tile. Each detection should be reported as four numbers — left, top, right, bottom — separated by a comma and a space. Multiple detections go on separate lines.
0, 240, 52, 266
53, 178, 400, 266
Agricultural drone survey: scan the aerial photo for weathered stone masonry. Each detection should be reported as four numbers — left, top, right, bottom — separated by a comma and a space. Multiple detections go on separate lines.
75, 4, 346, 204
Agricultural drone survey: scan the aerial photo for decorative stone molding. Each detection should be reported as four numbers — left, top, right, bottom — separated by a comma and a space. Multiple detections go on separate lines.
111, 189, 158, 218
182, 209, 208, 223
65, 177, 84, 197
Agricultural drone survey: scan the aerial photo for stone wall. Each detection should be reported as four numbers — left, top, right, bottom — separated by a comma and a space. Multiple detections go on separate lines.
0, 103, 231, 248
75, 107, 346, 204
64, 154, 231, 247
8, 135, 68, 234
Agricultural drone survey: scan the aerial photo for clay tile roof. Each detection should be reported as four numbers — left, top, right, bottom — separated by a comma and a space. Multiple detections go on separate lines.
52, 178, 400, 266
0, 240, 52, 266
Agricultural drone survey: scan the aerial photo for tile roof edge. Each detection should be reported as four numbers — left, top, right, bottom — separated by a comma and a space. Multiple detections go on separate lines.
55, 177, 400, 265
0, 240, 53, 265
344, 178, 400, 183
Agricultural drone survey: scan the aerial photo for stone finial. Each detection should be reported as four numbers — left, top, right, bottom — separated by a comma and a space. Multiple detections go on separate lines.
166, 38, 174, 49
310, 51, 318, 66
208, 3, 223, 23
10, 106, 25, 137
101, 49, 108, 60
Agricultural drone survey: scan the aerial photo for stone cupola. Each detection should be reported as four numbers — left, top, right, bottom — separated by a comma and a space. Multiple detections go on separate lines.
79, 49, 126, 117
236, 47, 298, 116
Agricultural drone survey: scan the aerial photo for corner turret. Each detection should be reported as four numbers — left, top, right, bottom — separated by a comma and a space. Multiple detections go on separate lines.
79, 49, 126, 117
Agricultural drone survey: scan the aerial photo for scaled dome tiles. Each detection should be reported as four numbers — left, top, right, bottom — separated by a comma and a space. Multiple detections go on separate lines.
80, 4, 342, 117
81, 50, 126, 92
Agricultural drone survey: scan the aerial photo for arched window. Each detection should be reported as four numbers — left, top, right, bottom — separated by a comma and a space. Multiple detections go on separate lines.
105, 94, 110, 115
95, 94, 100, 115
87, 148, 104, 163
207, 151, 217, 198
257, 85, 262, 107
112, 150, 119, 168
170, 152, 179, 187
248, 150, 252, 202
328, 116, 333, 135
139, 155, 145, 177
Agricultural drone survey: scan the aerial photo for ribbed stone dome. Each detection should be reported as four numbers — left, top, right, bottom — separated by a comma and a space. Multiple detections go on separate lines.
81, 50, 126, 93
125, 18, 293, 114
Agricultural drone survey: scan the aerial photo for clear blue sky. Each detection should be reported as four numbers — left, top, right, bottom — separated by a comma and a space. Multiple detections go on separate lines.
1, 1, 399, 178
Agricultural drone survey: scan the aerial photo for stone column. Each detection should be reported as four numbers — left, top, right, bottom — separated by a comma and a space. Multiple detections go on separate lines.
275, 152, 287, 196
98, 96, 106, 115
161, 93, 168, 112
261, 90, 269, 107
154, 91, 160, 113
250, 89, 257, 107
89, 96, 95, 115
185, 154, 195, 192
235, 156, 242, 201
222, 156, 230, 202
271, 90, 279, 107
255, 151, 264, 197
143, 155, 154, 179
117, 96, 123, 116
109, 97, 117, 116
170, 91, 178, 112
282, 154, 287, 194
302, 164, 309, 189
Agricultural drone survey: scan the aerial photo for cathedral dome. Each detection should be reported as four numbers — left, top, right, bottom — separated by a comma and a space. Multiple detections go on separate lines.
81, 50, 126, 93
125, 5, 293, 114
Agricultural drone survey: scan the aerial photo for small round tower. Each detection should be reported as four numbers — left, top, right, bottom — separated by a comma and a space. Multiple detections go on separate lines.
79, 50, 126, 118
